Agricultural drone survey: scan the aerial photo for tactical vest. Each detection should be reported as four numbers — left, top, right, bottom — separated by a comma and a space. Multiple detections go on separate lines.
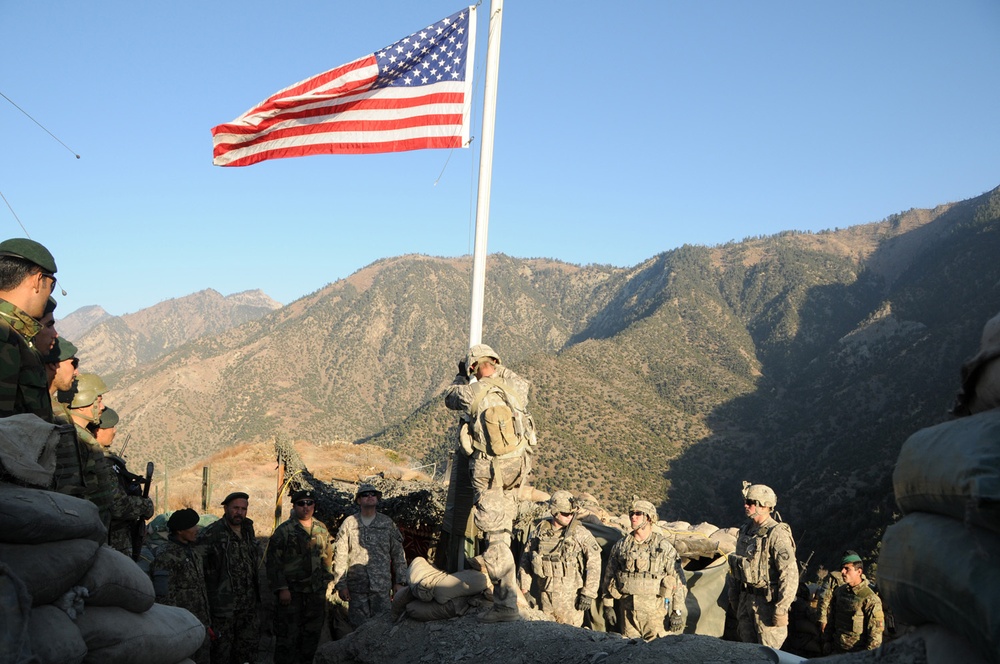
730, 520, 795, 592
530, 522, 582, 580
613, 532, 676, 597
468, 376, 536, 457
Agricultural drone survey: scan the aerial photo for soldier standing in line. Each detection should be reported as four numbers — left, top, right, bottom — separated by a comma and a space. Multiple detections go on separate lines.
0, 237, 59, 421
199, 491, 261, 664
601, 497, 686, 640
518, 490, 602, 627
150, 508, 211, 664
332, 483, 408, 629
64, 373, 117, 529
265, 489, 333, 664
34, 296, 59, 357
819, 551, 884, 654
97, 407, 154, 557
444, 343, 536, 623
727, 481, 799, 649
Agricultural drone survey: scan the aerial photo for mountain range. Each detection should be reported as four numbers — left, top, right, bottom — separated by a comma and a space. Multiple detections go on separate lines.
76, 184, 1000, 569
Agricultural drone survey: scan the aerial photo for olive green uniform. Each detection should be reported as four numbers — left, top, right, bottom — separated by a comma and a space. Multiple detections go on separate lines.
199, 517, 261, 664
265, 517, 334, 664
150, 535, 211, 664
820, 576, 884, 653
0, 300, 52, 421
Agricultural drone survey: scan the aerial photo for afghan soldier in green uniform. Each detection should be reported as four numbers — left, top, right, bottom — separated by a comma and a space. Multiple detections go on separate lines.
199, 491, 261, 664
601, 497, 686, 640
518, 490, 601, 627
728, 482, 799, 649
65, 373, 117, 530
332, 484, 408, 629
96, 408, 154, 557
265, 489, 333, 664
150, 508, 211, 664
0, 238, 58, 421
444, 344, 536, 623
819, 551, 884, 654
43, 338, 87, 497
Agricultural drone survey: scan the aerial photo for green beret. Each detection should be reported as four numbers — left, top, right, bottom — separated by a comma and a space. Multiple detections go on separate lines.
99, 407, 119, 429
42, 337, 77, 364
841, 550, 863, 566
0, 238, 57, 273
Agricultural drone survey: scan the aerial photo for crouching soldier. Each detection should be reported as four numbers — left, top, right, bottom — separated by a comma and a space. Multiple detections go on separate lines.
519, 490, 601, 627
601, 497, 686, 640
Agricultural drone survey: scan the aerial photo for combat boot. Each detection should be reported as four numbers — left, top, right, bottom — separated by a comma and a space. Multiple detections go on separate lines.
479, 606, 521, 623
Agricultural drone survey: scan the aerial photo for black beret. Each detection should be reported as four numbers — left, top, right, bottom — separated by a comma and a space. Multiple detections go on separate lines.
221, 491, 249, 505
291, 489, 315, 503
168, 508, 200, 531
99, 407, 119, 429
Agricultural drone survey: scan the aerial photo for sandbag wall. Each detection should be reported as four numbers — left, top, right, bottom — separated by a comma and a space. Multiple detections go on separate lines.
879, 409, 1000, 664
0, 483, 204, 664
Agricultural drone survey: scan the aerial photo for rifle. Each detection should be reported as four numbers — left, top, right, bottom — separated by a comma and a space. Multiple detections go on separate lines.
130, 461, 154, 562
799, 550, 815, 578
118, 432, 132, 459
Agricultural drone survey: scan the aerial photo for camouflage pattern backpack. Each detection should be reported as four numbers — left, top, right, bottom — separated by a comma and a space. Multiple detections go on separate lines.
468, 376, 536, 456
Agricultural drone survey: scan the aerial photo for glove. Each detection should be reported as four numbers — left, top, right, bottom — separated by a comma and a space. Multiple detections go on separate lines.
772, 610, 789, 628
458, 360, 468, 377
669, 610, 684, 632
576, 594, 592, 612
602, 604, 617, 632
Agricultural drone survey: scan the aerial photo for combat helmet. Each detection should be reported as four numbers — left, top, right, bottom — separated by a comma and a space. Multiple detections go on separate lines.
466, 343, 501, 374
629, 496, 658, 521
549, 490, 576, 516
71, 373, 107, 409
355, 483, 382, 502
742, 481, 777, 508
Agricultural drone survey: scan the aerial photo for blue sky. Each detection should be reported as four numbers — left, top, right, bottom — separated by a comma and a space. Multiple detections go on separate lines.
3, 1, 999, 317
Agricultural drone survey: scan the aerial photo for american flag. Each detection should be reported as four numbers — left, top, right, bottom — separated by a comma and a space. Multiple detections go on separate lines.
212, 6, 476, 167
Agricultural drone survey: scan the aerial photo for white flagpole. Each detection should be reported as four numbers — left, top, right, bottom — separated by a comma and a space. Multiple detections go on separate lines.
468, 0, 504, 347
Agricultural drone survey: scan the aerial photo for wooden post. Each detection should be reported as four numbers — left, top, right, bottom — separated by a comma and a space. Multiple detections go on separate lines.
163, 467, 169, 513
274, 459, 286, 531
201, 466, 211, 512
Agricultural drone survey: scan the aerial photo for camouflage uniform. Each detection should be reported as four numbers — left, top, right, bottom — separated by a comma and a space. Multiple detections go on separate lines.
150, 534, 211, 664
332, 512, 408, 627
73, 424, 117, 532
518, 517, 602, 626
820, 575, 884, 652
265, 517, 333, 664
602, 528, 684, 640
728, 515, 799, 649
199, 517, 261, 664
105, 454, 154, 557
444, 352, 533, 616
0, 300, 52, 421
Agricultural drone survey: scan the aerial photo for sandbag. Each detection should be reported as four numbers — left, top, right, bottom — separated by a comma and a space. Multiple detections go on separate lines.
76, 603, 205, 664
0, 483, 106, 544
404, 595, 471, 621
434, 569, 489, 603
709, 528, 737, 555
0, 561, 33, 664
683, 555, 730, 637
28, 605, 87, 664
0, 414, 61, 487
878, 512, 1000, 664
894, 410, 1000, 534
79, 545, 155, 613
664, 520, 691, 531
692, 522, 718, 537
0, 538, 101, 606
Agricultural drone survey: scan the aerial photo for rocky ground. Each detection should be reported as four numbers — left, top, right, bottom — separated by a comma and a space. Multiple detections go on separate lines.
310, 606, 932, 664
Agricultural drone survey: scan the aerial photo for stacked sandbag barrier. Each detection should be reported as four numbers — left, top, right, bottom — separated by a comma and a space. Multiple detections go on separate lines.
0, 483, 204, 664
878, 409, 1000, 664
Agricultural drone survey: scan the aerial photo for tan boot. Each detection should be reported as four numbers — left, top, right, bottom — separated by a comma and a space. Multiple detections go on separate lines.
479, 607, 521, 623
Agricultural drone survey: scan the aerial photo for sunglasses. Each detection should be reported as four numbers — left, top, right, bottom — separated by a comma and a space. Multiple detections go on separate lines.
358, 491, 378, 498
629, 511, 646, 517
745, 499, 761, 507
558, 512, 574, 517
294, 500, 315, 507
